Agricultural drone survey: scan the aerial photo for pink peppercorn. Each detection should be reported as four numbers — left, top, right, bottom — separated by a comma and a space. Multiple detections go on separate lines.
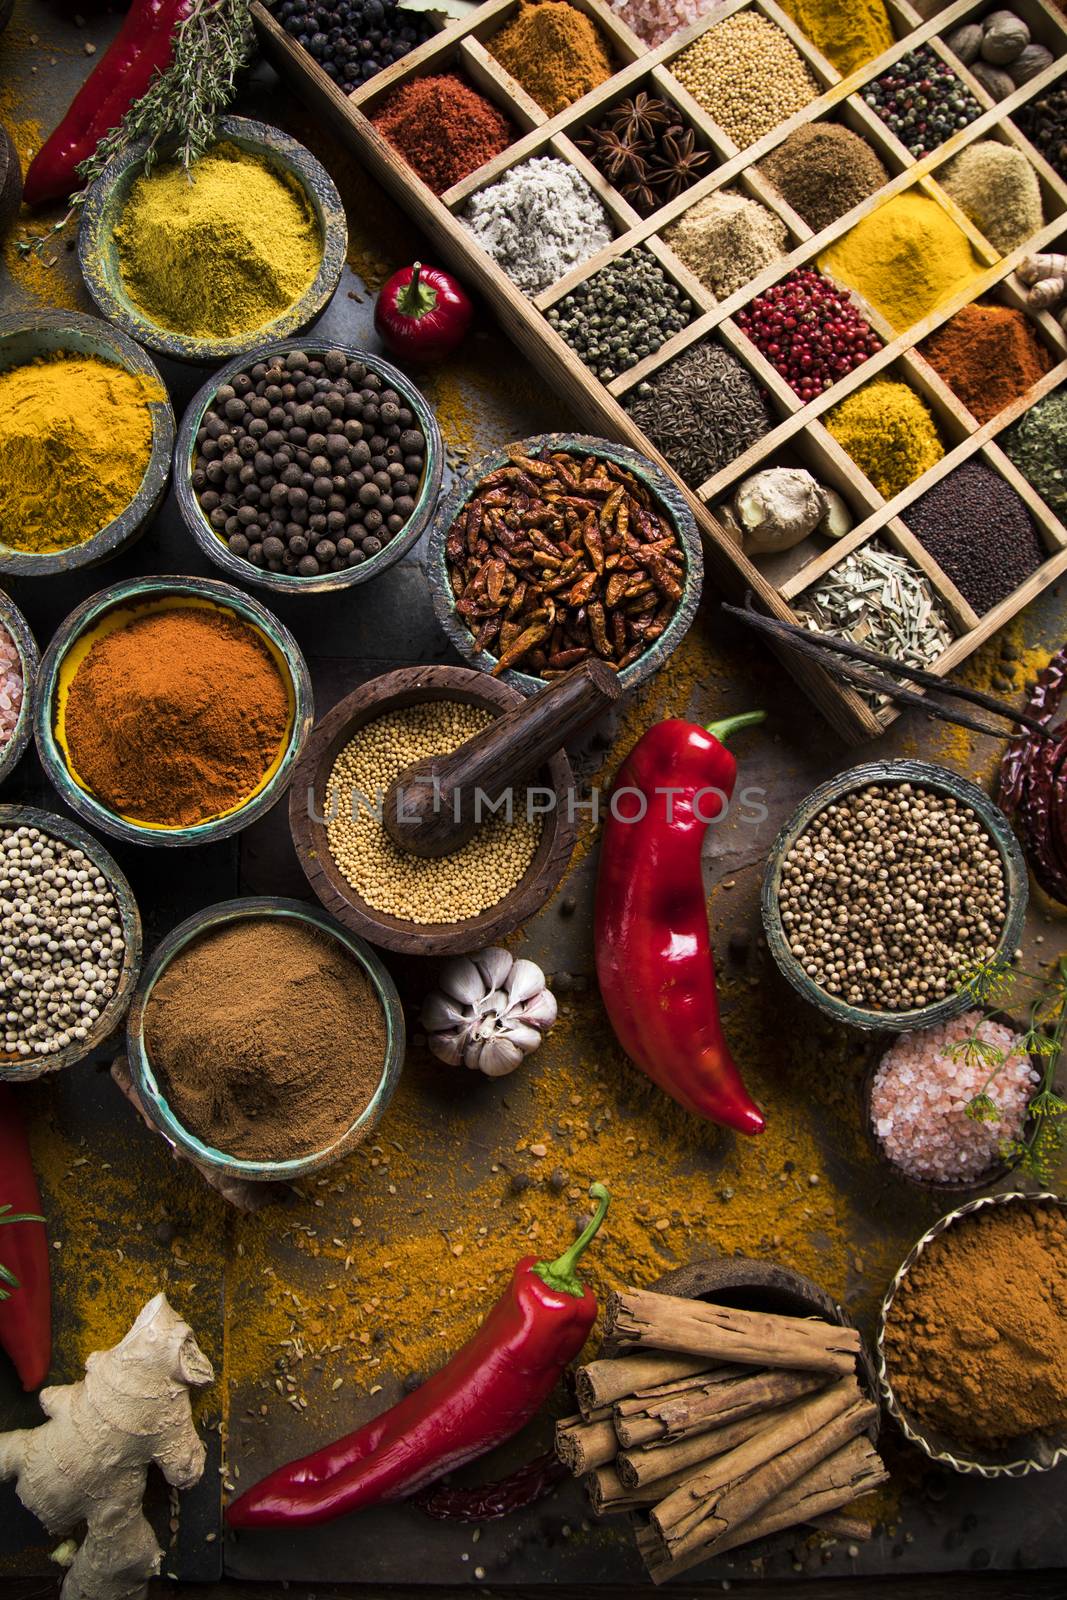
736, 267, 882, 401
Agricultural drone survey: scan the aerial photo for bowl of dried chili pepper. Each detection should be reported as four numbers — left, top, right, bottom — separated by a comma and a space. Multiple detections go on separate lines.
427, 434, 703, 695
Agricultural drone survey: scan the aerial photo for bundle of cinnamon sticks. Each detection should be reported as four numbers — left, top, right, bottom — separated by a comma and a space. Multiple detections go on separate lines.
555, 1286, 887, 1584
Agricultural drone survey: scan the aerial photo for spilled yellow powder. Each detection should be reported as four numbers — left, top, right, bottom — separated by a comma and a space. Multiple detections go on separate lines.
819, 191, 986, 333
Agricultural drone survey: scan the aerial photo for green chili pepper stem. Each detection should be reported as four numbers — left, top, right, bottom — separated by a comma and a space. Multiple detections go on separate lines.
705, 711, 766, 744
396, 262, 438, 321
532, 1183, 610, 1297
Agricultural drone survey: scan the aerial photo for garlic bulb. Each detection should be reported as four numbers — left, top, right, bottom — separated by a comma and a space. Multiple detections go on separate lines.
421, 947, 557, 1077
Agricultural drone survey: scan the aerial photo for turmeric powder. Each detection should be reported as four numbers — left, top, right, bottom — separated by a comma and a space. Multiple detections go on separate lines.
825, 379, 944, 500
778, 0, 895, 76
0, 352, 161, 554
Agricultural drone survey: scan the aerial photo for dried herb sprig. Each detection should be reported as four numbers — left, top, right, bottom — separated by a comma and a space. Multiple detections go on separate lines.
0, 1203, 45, 1302
953, 954, 1067, 1183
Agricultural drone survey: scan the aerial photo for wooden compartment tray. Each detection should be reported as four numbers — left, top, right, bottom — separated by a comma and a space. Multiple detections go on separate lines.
253, 0, 1067, 742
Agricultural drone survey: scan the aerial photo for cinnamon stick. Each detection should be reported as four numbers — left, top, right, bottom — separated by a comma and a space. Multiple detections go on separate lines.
614, 1367, 826, 1449
576, 1352, 717, 1416
638, 1437, 887, 1583
810, 1512, 874, 1541
555, 1409, 617, 1475
618, 1409, 792, 1490
606, 1288, 861, 1377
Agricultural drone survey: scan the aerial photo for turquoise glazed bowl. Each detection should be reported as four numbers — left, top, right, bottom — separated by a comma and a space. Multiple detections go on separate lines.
426, 433, 704, 696
761, 760, 1028, 1033
0, 589, 38, 785
34, 574, 314, 848
0, 803, 142, 1081
126, 896, 405, 1181
78, 116, 347, 365
0, 310, 173, 577
174, 339, 444, 595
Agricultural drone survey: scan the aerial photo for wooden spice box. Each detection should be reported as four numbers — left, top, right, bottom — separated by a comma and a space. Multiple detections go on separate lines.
253, 0, 1067, 742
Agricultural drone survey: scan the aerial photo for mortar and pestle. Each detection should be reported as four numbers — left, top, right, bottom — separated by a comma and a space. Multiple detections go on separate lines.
290, 659, 620, 955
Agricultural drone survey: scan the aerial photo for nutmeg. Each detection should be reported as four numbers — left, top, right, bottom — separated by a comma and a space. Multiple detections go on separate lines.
945, 22, 983, 65
969, 60, 1015, 101
980, 9, 1030, 65
1008, 42, 1055, 86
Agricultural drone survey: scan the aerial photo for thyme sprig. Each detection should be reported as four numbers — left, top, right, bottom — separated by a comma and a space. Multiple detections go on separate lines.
18, 0, 252, 261
951, 955, 1067, 1183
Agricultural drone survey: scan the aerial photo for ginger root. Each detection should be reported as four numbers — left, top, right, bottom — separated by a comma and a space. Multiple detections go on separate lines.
0, 1294, 213, 1600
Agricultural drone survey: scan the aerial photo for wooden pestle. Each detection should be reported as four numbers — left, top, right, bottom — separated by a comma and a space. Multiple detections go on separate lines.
382, 660, 620, 858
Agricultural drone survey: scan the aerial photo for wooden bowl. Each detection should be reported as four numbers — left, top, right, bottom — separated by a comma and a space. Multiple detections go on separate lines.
652, 1256, 879, 1425
126, 896, 405, 1181
761, 760, 1029, 1034
877, 1192, 1067, 1476
0, 803, 142, 1081
174, 340, 443, 595
78, 116, 347, 365
0, 311, 174, 577
0, 121, 22, 238
0, 589, 38, 786
289, 665, 577, 956
34, 575, 314, 848
426, 434, 704, 696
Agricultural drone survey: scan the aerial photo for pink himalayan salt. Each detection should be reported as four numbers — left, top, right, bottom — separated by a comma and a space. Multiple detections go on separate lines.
611, 0, 707, 47
871, 1010, 1037, 1184
0, 623, 23, 749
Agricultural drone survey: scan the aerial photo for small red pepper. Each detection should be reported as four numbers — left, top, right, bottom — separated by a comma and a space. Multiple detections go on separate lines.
374, 262, 473, 364
23, 0, 193, 207
594, 712, 766, 1137
226, 1183, 610, 1528
0, 1085, 50, 1391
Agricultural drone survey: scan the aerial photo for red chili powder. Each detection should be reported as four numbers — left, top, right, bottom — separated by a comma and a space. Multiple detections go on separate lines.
371, 74, 514, 196
918, 302, 1053, 426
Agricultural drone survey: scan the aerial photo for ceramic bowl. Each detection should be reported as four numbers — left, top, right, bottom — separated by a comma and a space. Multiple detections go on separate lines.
126, 896, 405, 1181
0, 590, 38, 785
78, 116, 347, 365
0, 803, 142, 1081
0, 311, 174, 577
877, 1192, 1067, 1476
426, 433, 703, 696
288, 664, 576, 956
761, 760, 1028, 1033
34, 575, 314, 848
174, 339, 443, 595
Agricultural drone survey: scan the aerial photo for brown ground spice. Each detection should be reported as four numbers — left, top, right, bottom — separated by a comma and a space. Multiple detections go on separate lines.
488, 1, 613, 117
144, 919, 388, 1160
917, 302, 1053, 426
883, 1202, 1067, 1446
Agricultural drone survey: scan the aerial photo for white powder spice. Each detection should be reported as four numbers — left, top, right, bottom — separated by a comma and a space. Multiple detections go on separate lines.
461, 156, 614, 297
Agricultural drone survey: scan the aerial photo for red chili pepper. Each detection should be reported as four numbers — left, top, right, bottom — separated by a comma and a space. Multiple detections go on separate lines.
0, 1085, 50, 1392
226, 1183, 610, 1528
374, 262, 473, 364
594, 712, 766, 1137
414, 1449, 566, 1522
23, 0, 193, 208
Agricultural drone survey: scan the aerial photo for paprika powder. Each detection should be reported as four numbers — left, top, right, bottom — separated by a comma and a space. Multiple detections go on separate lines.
918, 302, 1053, 426
371, 75, 513, 197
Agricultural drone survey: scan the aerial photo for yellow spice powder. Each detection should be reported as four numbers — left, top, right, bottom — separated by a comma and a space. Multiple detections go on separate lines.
115, 142, 322, 339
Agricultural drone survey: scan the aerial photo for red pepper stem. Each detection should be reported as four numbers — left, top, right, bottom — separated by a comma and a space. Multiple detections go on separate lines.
704, 710, 766, 745
396, 262, 438, 321
532, 1183, 610, 1297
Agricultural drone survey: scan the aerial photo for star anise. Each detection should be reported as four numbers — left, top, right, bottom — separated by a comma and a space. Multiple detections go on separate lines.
577, 125, 650, 184
605, 91, 673, 145
619, 178, 660, 214
648, 127, 712, 200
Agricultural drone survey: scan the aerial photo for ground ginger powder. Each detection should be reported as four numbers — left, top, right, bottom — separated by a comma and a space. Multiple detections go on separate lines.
0, 352, 160, 554
115, 143, 322, 339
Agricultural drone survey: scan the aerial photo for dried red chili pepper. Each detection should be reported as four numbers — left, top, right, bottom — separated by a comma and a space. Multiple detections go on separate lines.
998, 643, 1067, 907
226, 1185, 610, 1528
414, 1451, 566, 1522
594, 713, 766, 1136
0, 1085, 50, 1392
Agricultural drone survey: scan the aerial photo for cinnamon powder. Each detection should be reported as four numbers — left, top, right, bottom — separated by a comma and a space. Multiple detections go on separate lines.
883, 1202, 1067, 1446
144, 919, 388, 1160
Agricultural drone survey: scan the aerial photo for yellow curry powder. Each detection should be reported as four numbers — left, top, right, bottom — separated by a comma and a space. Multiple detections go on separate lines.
115, 143, 322, 339
0, 352, 161, 553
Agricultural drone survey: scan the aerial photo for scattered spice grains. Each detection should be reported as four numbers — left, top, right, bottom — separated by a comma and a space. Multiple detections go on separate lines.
918, 302, 1053, 425
825, 379, 944, 500
937, 140, 1044, 255
883, 1202, 1067, 1446
778, 0, 894, 77
326, 703, 541, 923
736, 267, 881, 401
905, 461, 1046, 614
1002, 391, 1067, 521
796, 541, 954, 690
778, 781, 1007, 1011
0, 622, 24, 749
662, 189, 788, 301
577, 92, 712, 215
462, 157, 613, 297
757, 123, 889, 234
1015, 87, 1067, 182
370, 75, 513, 196
671, 12, 819, 151
871, 1012, 1036, 1185
860, 44, 982, 157
546, 246, 693, 381
625, 342, 773, 488
489, 0, 613, 117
